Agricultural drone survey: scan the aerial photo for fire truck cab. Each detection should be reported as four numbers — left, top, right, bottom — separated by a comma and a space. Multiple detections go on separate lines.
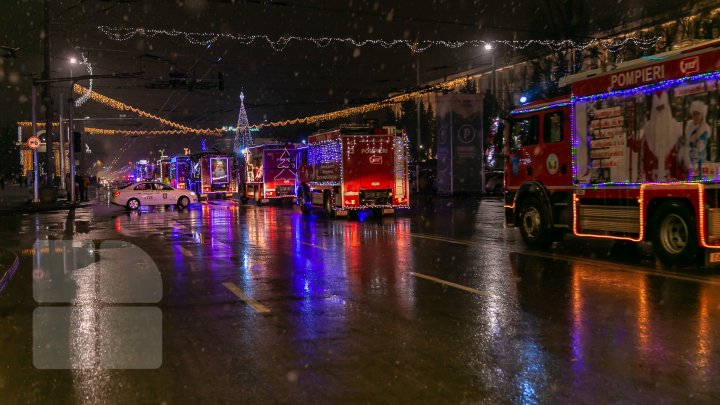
505, 40, 720, 265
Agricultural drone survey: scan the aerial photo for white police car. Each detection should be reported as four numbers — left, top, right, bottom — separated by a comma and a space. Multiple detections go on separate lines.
111, 181, 198, 210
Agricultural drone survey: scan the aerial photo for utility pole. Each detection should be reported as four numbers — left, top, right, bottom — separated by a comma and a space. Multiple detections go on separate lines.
31, 84, 39, 203
416, 45, 422, 162
68, 90, 76, 205
58, 93, 65, 191
42, 0, 54, 187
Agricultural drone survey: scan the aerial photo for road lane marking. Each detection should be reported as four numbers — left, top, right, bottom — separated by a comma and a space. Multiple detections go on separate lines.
222, 282, 271, 314
298, 241, 326, 250
410, 272, 488, 296
408, 233, 474, 246
407, 233, 720, 286
178, 246, 193, 257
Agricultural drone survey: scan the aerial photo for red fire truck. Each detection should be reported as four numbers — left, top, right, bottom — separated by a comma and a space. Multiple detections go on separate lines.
242, 144, 299, 204
155, 157, 171, 183
504, 40, 720, 265
295, 125, 410, 217
186, 151, 238, 200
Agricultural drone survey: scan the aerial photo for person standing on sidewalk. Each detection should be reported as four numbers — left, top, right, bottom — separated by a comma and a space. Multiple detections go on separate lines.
82, 174, 90, 201
75, 174, 84, 202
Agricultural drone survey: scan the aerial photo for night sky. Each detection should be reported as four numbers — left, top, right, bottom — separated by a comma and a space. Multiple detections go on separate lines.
0, 0, 703, 168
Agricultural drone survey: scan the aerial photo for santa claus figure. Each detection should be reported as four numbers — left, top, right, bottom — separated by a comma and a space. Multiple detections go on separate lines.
632, 91, 682, 181
212, 159, 226, 180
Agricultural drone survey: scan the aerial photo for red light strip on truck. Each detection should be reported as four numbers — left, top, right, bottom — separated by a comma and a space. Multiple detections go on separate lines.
572, 192, 645, 242
571, 182, 720, 248
697, 184, 720, 249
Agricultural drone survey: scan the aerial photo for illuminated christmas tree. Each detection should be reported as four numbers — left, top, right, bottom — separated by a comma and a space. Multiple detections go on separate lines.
233, 92, 253, 158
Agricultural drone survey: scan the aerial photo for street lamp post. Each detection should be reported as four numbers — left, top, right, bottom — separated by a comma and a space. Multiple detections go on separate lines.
485, 43, 496, 116
58, 93, 66, 191
483, 43, 497, 196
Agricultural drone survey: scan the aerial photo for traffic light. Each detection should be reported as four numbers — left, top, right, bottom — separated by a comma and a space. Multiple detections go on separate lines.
218, 72, 224, 91
73, 132, 82, 153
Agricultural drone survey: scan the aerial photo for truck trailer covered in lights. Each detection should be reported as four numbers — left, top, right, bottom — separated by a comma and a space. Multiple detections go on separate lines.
295, 125, 410, 217
172, 152, 237, 199
242, 144, 299, 204
504, 39, 720, 265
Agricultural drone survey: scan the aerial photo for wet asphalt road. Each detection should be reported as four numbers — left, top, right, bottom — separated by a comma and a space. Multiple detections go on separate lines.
1, 191, 720, 404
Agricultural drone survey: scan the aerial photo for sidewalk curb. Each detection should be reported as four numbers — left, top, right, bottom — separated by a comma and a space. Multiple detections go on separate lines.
0, 252, 20, 294
0, 202, 92, 216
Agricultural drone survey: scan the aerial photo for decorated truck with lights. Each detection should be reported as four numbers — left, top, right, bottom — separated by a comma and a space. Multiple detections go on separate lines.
504, 40, 720, 265
295, 125, 410, 217
242, 144, 300, 204
133, 160, 154, 182
169, 155, 192, 190
182, 151, 237, 200
155, 157, 171, 183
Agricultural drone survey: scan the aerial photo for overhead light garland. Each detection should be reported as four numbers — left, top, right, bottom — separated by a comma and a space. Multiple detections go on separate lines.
98, 25, 661, 53
83, 128, 196, 136
252, 75, 473, 129
17, 122, 59, 128
15, 122, 195, 136
24, 75, 473, 136
72, 83, 222, 135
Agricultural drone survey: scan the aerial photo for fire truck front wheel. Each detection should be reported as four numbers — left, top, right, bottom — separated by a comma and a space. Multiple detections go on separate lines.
651, 201, 701, 265
323, 191, 335, 218
298, 188, 312, 215
518, 196, 551, 248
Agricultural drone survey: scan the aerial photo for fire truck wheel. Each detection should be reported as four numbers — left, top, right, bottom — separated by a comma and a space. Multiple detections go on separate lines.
651, 201, 700, 265
298, 190, 311, 215
126, 198, 140, 211
518, 196, 550, 248
324, 191, 335, 218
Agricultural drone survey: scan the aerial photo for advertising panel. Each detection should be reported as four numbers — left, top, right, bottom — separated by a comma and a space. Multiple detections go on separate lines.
210, 157, 229, 184
435, 93, 484, 194
575, 78, 719, 184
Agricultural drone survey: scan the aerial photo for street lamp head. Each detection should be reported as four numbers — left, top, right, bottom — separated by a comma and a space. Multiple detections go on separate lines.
484, 43, 494, 51
69, 57, 77, 64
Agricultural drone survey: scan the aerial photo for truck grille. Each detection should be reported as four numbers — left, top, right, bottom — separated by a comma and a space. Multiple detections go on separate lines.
578, 205, 640, 234
360, 189, 391, 206
708, 209, 720, 240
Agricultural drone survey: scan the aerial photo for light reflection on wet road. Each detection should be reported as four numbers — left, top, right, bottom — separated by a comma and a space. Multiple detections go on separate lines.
1, 195, 719, 403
